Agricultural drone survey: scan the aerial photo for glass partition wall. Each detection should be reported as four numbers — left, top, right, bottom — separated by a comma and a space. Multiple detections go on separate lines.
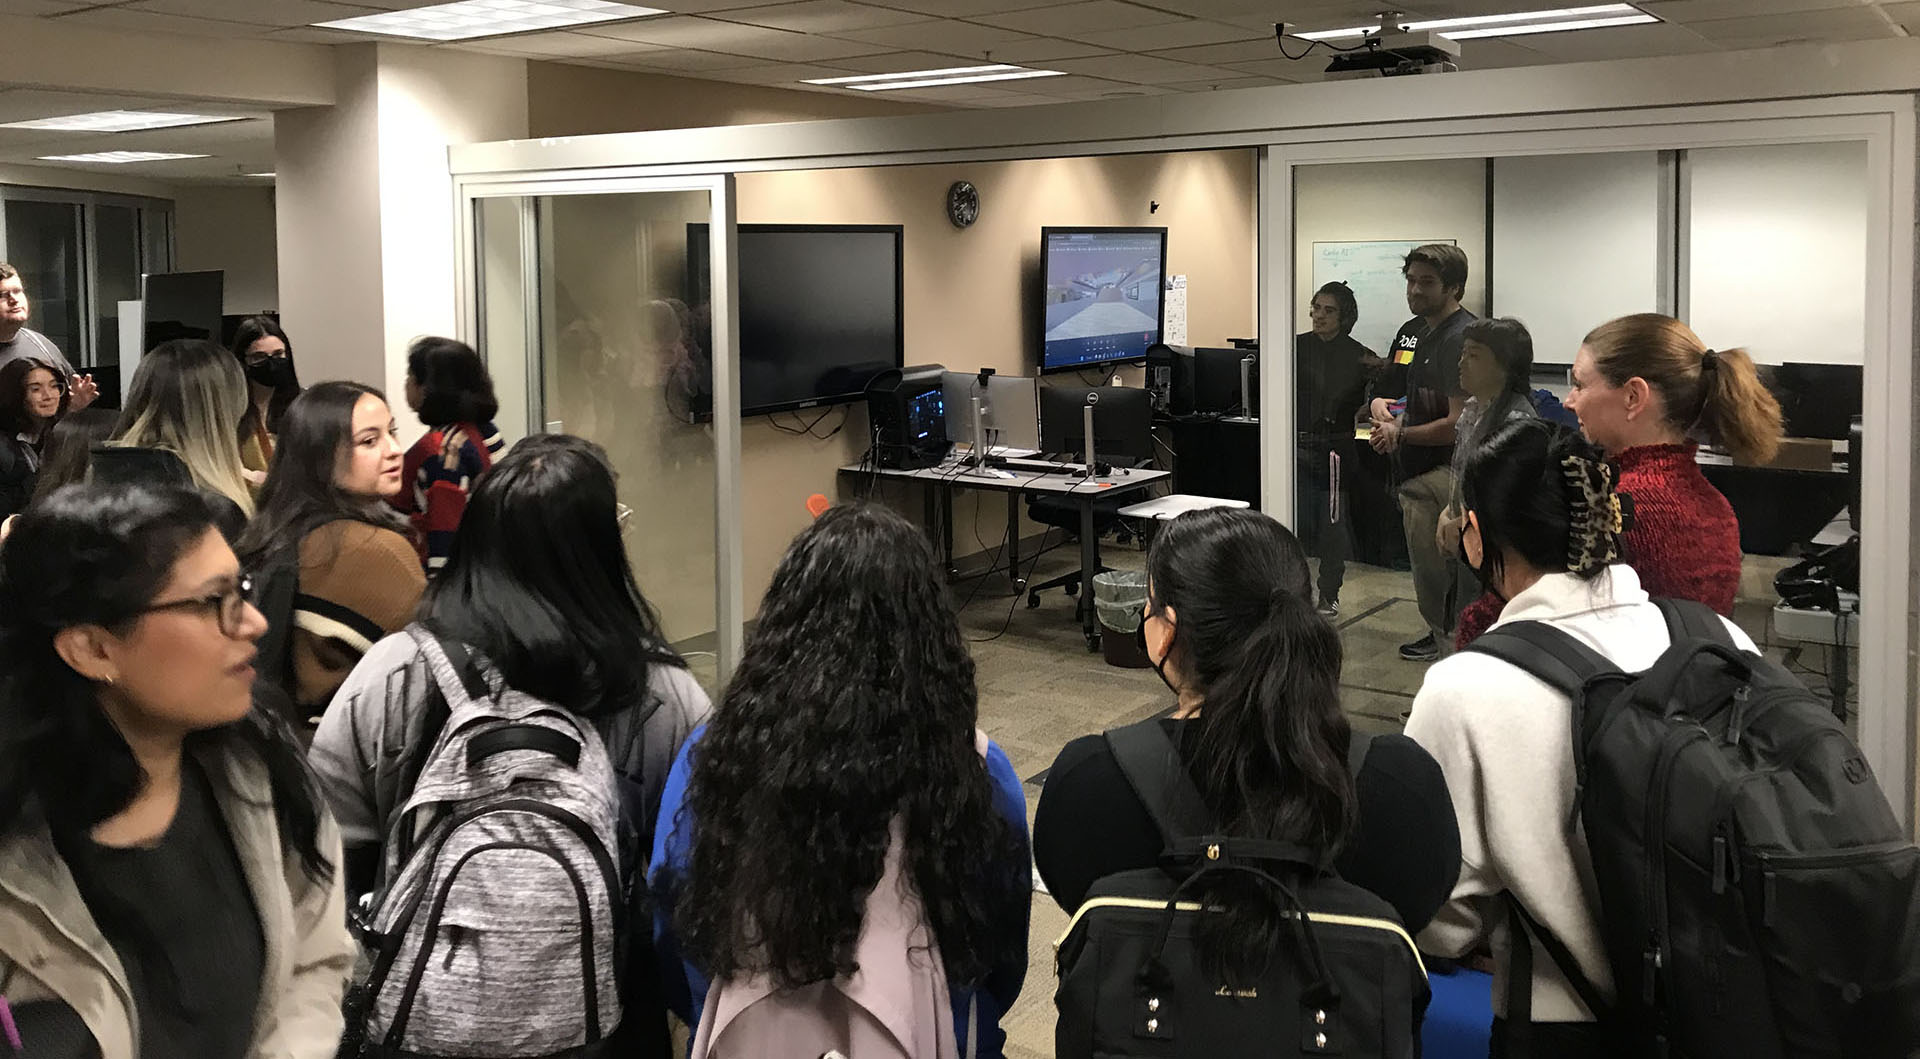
1266, 112, 1912, 828
0, 186, 173, 380
458, 176, 742, 693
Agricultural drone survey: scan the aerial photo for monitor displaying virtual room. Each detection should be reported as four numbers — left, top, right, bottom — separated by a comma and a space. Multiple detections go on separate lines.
1038, 227, 1167, 374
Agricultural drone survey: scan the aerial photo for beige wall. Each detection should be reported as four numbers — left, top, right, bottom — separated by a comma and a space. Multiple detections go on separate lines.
733, 149, 1258, 610
526, 62, 940, 137
173, 184, 279, 315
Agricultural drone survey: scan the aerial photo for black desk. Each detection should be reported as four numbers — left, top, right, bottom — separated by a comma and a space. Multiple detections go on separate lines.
1164, 415, 1260, 508
840, 459, 1171, 650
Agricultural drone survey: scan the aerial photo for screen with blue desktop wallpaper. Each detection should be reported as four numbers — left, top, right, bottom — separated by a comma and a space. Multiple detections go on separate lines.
1039, 227, 1166, 374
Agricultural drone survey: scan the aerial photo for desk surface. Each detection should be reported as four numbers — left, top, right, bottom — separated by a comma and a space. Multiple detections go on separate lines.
841, 459, 1171, 496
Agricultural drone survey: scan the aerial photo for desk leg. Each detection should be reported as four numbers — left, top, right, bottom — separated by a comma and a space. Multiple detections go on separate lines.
1080, 498, 1100, 652
921, 481, 940, 559
1830, 640, 1851, 723
1007, 491, 1024, 592
942, 484, 957, 579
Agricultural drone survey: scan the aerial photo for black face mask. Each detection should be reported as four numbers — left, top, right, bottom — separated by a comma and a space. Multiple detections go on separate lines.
1459, 525, 1504, 602
247, 357, 293, 389
1135, 617, 1179, 695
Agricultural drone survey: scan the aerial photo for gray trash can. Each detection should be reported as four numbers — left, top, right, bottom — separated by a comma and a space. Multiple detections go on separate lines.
1093, 570, 1151, 669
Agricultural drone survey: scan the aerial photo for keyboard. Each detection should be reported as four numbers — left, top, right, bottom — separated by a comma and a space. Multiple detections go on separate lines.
994, 457, 1086, 476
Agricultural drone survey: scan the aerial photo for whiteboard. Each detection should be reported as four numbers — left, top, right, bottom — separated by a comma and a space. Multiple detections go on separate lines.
1311, 239, 1453, 358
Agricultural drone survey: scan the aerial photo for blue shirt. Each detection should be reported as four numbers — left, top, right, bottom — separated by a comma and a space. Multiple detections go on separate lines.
649, 725, 1031, 1057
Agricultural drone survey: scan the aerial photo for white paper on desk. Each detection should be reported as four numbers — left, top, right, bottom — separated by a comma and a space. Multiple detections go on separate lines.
1164, 275, 1188, 346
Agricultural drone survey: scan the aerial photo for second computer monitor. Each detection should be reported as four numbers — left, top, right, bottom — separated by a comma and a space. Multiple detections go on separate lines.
942, 372, 1042, 454
1192, 346, 1259, 417
1039, 383, 1154, 465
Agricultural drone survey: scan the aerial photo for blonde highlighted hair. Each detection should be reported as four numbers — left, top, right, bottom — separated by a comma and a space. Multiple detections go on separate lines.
1582, 313, 1782, 464
111, 339, 255, 515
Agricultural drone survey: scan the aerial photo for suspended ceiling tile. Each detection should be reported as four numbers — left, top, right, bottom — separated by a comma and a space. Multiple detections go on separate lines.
717, 1, 932, 34
975, 37, 1115, 62
830, 19, 1042, 53
974, 1, 1187, 36
1638, 0, 1865, 23
601, 48, 769, 71
1074, 19, 1262, 51
702, 60, 864, 83
1680, 7, 1896, 41
0, 89, 175, 123
1447, 38, 1554, 68
0, 0, 93, 14
45, 6, 262, 36
583, 15, 891, 60
1146, 37, 1290, 66
124, 0, 386, 26
456, 31, 667, 57
1019, 73, 1144, 95
858, 0, 1079, 15
827, 50, 976, 73
266, 24, 383, 42
1509, 21, 1718, 61
1885, 2, 1920, 32
1048, 52, 1243, 83
1160, 74, 1290, 91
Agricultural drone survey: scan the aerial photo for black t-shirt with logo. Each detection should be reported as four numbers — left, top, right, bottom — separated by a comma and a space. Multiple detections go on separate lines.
1385, 307, 1475, 479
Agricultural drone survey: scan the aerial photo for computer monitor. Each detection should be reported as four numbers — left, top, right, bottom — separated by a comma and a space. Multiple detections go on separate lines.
942, 372, 1041, 454
142, 270, 223, 352
1038, 227, 1167, 374
1039, 384, 1154, 466
1192, 347, 1259, 417
1765, 362, 1863, 442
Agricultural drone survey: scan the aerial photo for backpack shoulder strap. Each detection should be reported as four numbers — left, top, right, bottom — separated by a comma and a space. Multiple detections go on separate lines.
1466, 620, 1619, 701
1654, 597, 1735, 649
1104, 719, 1212, 847
1504, 896, 1615, 1048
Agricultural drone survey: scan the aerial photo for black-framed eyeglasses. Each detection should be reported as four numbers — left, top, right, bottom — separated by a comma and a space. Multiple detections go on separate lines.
136, 574, 256, 637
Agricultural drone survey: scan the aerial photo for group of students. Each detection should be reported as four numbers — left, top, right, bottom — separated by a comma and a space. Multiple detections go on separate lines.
0, 238, 1908, 1059
1297, 244, 1781, 665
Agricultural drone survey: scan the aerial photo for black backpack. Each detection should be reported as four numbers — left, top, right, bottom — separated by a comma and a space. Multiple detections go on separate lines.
1054, 721, 1429, 1059
1469, 598, 1920, 1058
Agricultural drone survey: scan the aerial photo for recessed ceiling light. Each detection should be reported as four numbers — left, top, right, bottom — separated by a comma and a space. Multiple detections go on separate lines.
1400, 5, 1638, 31
38, 151, 210, 164
1438, 13, 1657, 38
803, 64, 1064, 91
1, 111, 246, 133
316, 0, 665, 42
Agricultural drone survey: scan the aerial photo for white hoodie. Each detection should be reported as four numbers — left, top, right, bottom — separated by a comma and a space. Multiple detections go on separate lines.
1403, 565, 1755, 1021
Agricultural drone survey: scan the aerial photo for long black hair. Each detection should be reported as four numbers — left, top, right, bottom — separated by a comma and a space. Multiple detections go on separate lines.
673, 503, 1027, 989
1462, 419, 1623, 589
28, 407, 119, 505
420, 434, 683, 716
1145, 507, 1355, 983
236, 381, 408, 569
0, 482, 332, 884
407, 336, 499, 427
229, 316, 302, 436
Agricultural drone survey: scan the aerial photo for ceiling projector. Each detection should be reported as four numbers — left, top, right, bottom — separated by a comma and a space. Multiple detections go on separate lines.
1316, 30, 1463, 80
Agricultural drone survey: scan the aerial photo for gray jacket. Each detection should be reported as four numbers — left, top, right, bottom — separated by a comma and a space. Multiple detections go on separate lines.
307, 627, 712, 858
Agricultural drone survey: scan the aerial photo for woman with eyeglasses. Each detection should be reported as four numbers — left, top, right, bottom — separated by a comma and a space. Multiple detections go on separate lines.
0, 355, 69, 518
229, 317, 303, 481
313, 434, 708, 1057
236, 382, 423, 724
0, 481, 353, 1059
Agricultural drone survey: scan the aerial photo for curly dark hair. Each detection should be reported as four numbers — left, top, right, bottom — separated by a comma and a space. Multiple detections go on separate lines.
671, 503, 1028, 989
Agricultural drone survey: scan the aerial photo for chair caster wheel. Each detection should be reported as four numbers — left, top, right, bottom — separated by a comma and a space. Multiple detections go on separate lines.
1085, 635, 1101, 653
1065, 582, 1080, 597
1027, 592, 1041, 609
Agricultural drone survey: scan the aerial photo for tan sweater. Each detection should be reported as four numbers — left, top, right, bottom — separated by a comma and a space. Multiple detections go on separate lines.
292, 520, 425, 712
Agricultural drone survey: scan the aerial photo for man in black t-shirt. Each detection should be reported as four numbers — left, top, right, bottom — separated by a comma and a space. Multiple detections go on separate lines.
1369, 244, 1475, 661
1295, 281, 1378, 616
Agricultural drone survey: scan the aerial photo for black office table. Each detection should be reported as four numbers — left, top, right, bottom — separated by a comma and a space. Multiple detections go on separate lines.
839, 459, 1171, 651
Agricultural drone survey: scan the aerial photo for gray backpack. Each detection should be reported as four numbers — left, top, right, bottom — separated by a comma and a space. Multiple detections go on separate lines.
349, 630, 628, 1058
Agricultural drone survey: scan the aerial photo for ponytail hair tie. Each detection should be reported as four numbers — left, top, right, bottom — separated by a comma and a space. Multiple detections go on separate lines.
1700, 348, 1720, 371
1269, 585, 1298, 615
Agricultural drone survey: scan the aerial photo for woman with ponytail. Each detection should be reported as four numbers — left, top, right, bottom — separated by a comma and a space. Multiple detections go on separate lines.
1561, 313, 1781, 617
1032, 507, 1460, 934
1405, 420, 1758, 1055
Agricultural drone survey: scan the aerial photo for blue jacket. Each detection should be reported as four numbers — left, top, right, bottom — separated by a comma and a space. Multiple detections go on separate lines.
650, 726, 1031, 1057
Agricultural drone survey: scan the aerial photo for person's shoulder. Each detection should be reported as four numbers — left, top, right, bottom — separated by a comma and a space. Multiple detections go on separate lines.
645, 662, 713, 724
1355, 732, 1448, 791
304, 519, 420, 569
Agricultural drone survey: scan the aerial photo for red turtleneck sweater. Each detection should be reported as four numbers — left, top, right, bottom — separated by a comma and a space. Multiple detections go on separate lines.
1454, 443, 1742, 648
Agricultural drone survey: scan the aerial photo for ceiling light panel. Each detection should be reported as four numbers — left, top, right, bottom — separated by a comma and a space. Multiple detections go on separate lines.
316, 0, 666, 42
1439, 13, 1658, 38
1, 111, 246, 133
38, 151, 211, 164
804, 64, 1064, 91
1400, 5, 1641, 31
1291, 25, 1377, 41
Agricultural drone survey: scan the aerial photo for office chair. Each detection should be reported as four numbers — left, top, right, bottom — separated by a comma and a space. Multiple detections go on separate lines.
1025, 385, 1155, 619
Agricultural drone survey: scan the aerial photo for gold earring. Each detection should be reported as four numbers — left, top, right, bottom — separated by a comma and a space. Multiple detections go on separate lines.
102, 674, 116, 688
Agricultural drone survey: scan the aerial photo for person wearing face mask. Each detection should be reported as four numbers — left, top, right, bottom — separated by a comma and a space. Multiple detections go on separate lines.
1404, 420, 1759, 1057
230, 317, 303, 480
1369, 245, 1477, 662
1296, 282, 1377, 616
0, 481, 352, 1059
1032, 507, 1460, 935
236, 382, 424, 723
1562, 313, 1780, 618
0, 356, 70, 517
1441, 318, 1542, 649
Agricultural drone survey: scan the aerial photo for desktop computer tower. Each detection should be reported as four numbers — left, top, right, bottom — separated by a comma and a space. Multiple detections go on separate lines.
866, 364, 949, 470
